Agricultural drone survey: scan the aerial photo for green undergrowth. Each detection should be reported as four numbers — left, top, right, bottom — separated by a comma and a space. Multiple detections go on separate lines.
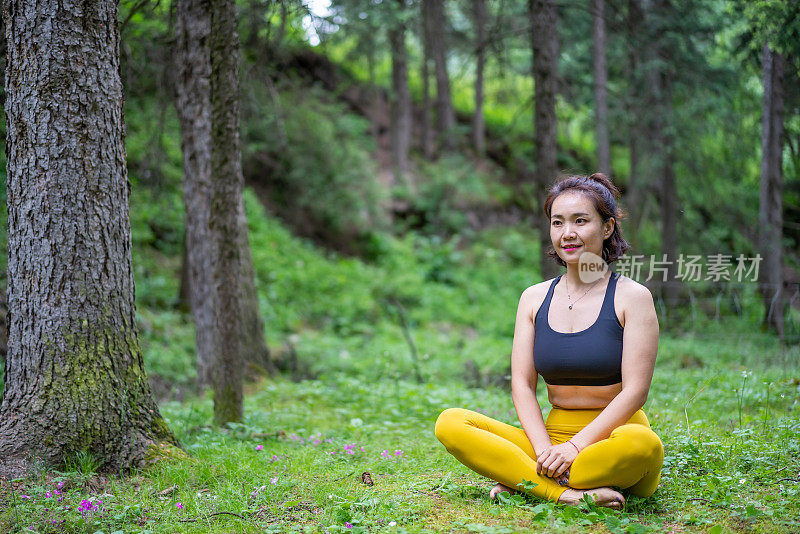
2, 352, 799, 533
134, 186, 796, 391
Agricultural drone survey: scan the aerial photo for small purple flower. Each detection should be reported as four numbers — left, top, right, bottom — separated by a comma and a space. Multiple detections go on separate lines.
45, 491, 52, 498
345, 522, 353, 529
394, 450, 404, 457
175, 502, 184, 510
270, 454, 279, 462
20, 495, 30, 499
270, 476, 279, 484
256, 445, 263, 451
57, 481, 65, 489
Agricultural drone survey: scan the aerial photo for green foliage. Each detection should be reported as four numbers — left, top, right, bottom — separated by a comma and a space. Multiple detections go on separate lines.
63, 450, 103, 476
242, 81, 389, 245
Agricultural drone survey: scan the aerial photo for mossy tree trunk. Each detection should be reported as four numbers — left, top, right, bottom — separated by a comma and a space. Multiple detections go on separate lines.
209, 0, 244, 424
0, 0, 178, 476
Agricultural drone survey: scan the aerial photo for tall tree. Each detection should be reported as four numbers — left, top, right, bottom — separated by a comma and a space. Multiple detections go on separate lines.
530, 0, 561, 279
592, 0, 611, 176
472, 0, 488, 157
759, 44, 786, 339
644, 0, 678, 306
420, 4, 434, 159
0, 0, 178, 475
623, 0, 646, 250
175, 0, 216, 388
426, 0, 456, 151
175, 0, 272, 389
209, 0, 245, 424
389, 0, 412, 181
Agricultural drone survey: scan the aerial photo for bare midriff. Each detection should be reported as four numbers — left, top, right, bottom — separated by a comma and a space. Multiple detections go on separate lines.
547, 382, 623, 409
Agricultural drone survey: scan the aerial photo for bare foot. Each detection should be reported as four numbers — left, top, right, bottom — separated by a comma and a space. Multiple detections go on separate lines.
489, 483, 515, 501
558, 487, 624, 508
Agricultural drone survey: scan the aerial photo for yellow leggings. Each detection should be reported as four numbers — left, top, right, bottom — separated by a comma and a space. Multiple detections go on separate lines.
434, 407, 663, 502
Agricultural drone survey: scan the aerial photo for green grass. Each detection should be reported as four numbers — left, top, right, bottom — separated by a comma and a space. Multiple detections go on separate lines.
2, 337, 799, 533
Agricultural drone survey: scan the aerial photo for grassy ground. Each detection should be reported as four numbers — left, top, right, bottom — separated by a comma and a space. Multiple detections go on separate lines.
2, 192, 798, 533
1, 331, 799, 533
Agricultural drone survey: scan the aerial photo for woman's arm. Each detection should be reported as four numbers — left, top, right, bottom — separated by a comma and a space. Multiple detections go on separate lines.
568, 282, 658, 449
537, 281, 659, 478
511, 286, 552, 456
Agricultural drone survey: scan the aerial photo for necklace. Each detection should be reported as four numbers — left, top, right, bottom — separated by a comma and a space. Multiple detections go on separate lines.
564, 275, 604, 310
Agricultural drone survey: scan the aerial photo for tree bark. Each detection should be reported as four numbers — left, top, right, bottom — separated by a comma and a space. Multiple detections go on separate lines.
0, 0, 178, 476
649, 0, 677, 306
759, 43, 786, 339
389, 0, 412, 182
420, 1, 434, 159
472, 0, 487, 157
660, 76, 678, 306
176, 0, 272, 388
209, 0, 244, 424
592, 0, 611, 176
237, 196, 273, 375
624, 0, 645, 249
473, 0, 487, 157
427, 0, 456, 151
175, 0, 216, 388
530, 0, 561, 280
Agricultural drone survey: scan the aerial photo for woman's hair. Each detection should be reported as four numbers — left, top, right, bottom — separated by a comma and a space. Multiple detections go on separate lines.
543, 173, 630, 266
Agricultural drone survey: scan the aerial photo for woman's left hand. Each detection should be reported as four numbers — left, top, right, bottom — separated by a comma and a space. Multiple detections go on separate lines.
536, 442, 579, 479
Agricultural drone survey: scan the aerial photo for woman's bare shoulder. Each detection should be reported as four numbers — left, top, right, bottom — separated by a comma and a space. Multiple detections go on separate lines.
615, 274, 656, 310
519, 277, 558, 318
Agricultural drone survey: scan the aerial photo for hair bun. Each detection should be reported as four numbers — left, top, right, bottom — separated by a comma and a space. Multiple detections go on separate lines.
586, 172, 620, 200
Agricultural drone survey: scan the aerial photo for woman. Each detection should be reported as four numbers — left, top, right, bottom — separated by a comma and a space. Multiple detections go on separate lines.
434, 173, 662, 508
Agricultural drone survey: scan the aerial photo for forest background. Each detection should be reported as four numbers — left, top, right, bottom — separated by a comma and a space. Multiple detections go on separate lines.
0, 0, 799, 532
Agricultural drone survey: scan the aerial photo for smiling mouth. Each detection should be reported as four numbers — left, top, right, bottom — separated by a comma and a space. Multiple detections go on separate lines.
562, 245, 581, 250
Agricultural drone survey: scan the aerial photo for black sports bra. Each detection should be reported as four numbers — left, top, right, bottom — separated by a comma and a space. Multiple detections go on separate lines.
533, 272, 623, 386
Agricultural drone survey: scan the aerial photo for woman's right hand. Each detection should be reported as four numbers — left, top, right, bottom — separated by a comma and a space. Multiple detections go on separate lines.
536, 442, 578, 479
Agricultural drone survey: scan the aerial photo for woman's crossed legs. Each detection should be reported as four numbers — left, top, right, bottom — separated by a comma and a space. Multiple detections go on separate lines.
434, 408, 663, 506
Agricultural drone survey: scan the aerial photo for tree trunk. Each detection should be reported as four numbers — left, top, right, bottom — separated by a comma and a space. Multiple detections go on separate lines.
624, 0, 645, 249
366, 34, 380, 142
420, 1, 434, 159
175, 0, 216, 389
592, 0, 611, 176
427, 0, 456, 151
473, 0, 487, 157
209, 0, 244, 425
389, 0, 412, 183
759, 43, 786, 340
530, 0, 561, 280
237, 196, 274, 375
660, 77, 678, 306
0, 0, 178, 476
176, 0, 272, 388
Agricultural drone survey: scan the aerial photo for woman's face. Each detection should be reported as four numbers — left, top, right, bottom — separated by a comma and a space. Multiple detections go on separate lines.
549, 191, 614, 266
